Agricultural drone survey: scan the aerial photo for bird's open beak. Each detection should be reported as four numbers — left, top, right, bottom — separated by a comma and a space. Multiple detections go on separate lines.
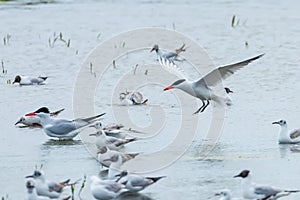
150, 47, 155, 52
272, 121, 279, 125
163, 86, 174, 91
15, 119, 21, 125
25, 112, 36, 116
25, 175, 34, 178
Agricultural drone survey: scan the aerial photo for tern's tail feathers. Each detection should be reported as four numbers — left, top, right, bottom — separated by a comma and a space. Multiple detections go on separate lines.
38, 76, 48, 81
284, 190, 300, 193
50, 108, 65, 116
147, 176, 166, 183
82, 113, 106, 122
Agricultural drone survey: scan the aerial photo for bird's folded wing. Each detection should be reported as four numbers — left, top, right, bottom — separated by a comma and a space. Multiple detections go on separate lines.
48, 181, 63, 192
254, 185, 282, 196
290, 128, 300, 139
104, 182, 123, 192
196, 54, 264, 87
158, 57, 186, 79
130, 177, 148, 187
47, 120, 76, 135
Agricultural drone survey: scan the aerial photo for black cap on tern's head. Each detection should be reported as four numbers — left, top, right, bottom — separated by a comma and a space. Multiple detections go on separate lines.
272, 120, 287, 126
234, 170, 250, 178
13, 75, 21, 84
150, 44, 159, 52
34, 107, 50, 114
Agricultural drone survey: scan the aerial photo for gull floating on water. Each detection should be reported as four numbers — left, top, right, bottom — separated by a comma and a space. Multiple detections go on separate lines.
26, 180, 71, 200
34, 112, 105, 140
90, 175, 126, 200
13, 75, 47, 85
97, 146, 139, 167
215, 189, 243, 200
119, 90, 148, 106
158, 54, 264, 114
90, 122, 137, 150
25, 170, 76, 199
272, 120, 300, 144
234, 170, 300, 199
151, 44, 186, 62
15, 107, 64, 127
116, 170, 166, 193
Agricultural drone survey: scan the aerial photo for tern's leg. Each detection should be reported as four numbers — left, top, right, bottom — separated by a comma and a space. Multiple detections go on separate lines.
193, 100, 206, 114
200, 100, 210, 112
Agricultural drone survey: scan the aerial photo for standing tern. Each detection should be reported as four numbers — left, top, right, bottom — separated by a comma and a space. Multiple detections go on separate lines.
90, 175, 126, 200
15, 107, 65, 127
116, 170, 166, 193
151, 44, 186, 62
272, 120, 300, 144
25, 170, 76, 199
34, 112, 105, 139
234, 170, 300, 200
13, 75, 47, 85
159, 54, 264, 114
90, 122, 136, 150
97, 146, 139, 167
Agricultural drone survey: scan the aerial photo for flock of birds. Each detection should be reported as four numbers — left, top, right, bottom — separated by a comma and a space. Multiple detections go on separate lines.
13, 44, 300, 200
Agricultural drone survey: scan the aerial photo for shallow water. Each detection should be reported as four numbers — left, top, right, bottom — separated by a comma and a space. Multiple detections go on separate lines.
1, 0, 300, 199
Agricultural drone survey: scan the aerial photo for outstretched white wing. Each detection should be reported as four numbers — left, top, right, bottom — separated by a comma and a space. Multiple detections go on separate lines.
196, 54, 264, 87
158, 57, 186, 79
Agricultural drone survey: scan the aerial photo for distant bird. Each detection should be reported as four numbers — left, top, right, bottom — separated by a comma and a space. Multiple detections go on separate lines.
13, 75, 47, 85
116, 170, 166, 193
119, 91, 148, 105
34, 112, 105, 139
159, 54, 264, 114
90, 122, 136, 150
272, 120, 300, 144
15, 107, 64, 127
224, 87, 234, 106
25, 170, 76, 199
97, 146, 139, 167
104, 154, 123, 180
151, 44, 186, 62
90, 175, 126, 200
25, 180, 71, 200
234, 170, 300, 200
102, 123, 126, 139
215, 189, 234, 200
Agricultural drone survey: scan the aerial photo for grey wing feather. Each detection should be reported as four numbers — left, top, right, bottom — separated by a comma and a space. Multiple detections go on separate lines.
254, 186, 282, 196
130, 177, 148, 187
164, 52, 178, 59
196, 54, 264, 87
105, 183, 122, 193
47, 181, 63, 192
290, 129, 300, 139
46, 119, 76, 135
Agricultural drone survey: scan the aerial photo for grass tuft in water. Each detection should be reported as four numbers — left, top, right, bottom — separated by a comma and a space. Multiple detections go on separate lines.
77, 175, 86, 198
48, 32, 71, 48
3, 34, 11, 46
133, 64, 138, 75
2, 60, 7, 75
112, 60, 116, 69
144, 69, 148, 75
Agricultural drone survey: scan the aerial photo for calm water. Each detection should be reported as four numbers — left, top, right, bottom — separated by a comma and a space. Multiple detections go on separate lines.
1, 0, 300, 199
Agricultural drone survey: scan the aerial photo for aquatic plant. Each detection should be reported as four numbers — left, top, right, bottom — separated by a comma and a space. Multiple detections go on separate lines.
48, 32, 71, 48
133, 64, 138, 75
3, 34, 11, 46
